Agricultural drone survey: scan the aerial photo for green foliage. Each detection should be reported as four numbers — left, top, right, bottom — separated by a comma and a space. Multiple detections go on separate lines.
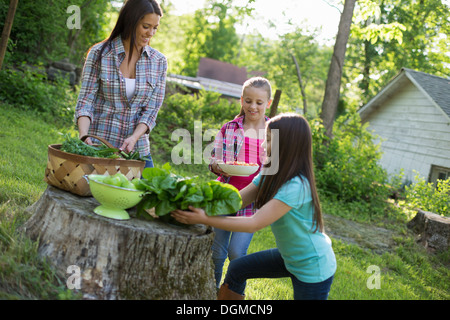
0, 209, 75, 299
0, 67, 77, 126
345, 0, 450, 101
314, 110, 390, 205
0, 103, 77, 299
179, 0, 248, 75
150, 7, 189, 75
151, 88, 240, 163
61, 134, 118, 158
60, 134, 148, 161
405, 173, 450, 217
235, 29, 332, 118
0, 0, 113, 65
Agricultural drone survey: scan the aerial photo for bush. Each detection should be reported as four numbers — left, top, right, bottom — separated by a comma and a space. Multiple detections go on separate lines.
0, 66, 77, 125
405, 173, 450, 217
313, 111, 390, 205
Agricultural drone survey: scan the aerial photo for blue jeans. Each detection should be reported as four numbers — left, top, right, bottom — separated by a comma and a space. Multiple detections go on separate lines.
144, 153, 154, 168
224, 248, 334, 300
212, 227, 254, 289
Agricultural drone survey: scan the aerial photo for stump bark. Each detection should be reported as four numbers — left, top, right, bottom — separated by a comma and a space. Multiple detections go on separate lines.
407, 209, 450, 253
23, 186, 216, 300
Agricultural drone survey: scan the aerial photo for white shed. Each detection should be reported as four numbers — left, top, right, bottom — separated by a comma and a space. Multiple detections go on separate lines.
358, 68, 450, 184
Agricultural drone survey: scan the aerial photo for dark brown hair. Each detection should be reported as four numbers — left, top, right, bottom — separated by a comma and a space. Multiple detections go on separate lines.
255, 113, 323, 233
96, 0, 163, 66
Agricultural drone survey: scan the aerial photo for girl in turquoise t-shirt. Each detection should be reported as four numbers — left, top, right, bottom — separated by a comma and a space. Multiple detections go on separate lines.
172, 113, 337, 300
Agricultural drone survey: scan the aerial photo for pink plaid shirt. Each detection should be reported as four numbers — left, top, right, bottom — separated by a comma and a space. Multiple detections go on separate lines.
210, 115, 269, 216
75, 37, 167, 156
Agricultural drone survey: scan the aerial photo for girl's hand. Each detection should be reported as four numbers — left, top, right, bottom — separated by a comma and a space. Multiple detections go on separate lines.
171, 206, 209, 225
210, 159, 229, 177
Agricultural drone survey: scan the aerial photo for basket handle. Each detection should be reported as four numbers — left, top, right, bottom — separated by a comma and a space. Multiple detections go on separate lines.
80, 134, 115, 149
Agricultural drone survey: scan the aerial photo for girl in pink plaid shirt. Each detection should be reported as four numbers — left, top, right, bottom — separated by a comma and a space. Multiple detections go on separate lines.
209, 77, 272, 290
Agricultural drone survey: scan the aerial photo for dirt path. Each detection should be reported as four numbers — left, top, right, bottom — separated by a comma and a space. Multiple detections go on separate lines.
323, 214, 400, 254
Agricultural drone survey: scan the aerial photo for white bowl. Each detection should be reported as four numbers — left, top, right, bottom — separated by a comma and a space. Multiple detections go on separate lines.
218, 163, 259, 176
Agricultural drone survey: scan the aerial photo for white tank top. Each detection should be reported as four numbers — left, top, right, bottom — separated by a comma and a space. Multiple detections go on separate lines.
124, 78, 136, 101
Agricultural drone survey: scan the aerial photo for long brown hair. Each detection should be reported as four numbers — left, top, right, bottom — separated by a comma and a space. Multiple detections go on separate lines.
255, 113, 323, 233
96, 0, 163, 66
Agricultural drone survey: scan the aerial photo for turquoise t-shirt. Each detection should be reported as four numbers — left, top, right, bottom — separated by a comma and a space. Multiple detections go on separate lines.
253, 174, 337, 283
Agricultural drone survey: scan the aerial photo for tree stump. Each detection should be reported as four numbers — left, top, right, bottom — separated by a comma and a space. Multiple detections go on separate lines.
407, 209, 450, 253
23, 186, 216, 300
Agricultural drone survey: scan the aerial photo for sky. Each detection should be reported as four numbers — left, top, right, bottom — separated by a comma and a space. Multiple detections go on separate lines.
167, 0, 343, 45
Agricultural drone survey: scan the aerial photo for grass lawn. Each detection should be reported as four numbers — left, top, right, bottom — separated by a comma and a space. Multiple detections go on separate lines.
0, 102, 448, 300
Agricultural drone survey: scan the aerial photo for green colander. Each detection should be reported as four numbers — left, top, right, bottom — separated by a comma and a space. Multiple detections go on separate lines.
86, 174, 144, 220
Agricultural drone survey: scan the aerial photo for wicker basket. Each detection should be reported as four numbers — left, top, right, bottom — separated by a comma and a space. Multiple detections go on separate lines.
44, 135, 145, 196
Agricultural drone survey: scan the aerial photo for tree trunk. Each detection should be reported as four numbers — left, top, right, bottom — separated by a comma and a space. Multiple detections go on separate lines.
269, 89, 282, 118
290, 53, 308, 116
23, 186, 216, 300
0, 0, 19, 70
320, 0, 356, 138
407, 209, 450, 253
360, 39, 372, 96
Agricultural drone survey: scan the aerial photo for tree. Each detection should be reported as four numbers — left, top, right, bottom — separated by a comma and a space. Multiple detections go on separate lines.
24, 186, 216, 299
181, 0, 251, 76
345, 0, 450, 104
349, 0, 405, 97
150, 2, 188, 75
236, 27, 331, 117
0, 0, 112, 66
0, 0, 18, 70
320, 0, 356, 139
291, 53, 308, 116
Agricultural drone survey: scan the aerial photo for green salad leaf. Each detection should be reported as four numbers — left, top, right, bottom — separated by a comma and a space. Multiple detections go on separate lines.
204, 181, 243, 216
136, 163, 242, 221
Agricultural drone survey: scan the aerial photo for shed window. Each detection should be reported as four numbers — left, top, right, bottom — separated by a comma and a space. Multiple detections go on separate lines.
429, 165, 450, 184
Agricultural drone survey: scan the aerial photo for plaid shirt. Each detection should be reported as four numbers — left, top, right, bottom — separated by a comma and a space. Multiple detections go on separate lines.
75, 37, 167, 156
210, 115, 269, 216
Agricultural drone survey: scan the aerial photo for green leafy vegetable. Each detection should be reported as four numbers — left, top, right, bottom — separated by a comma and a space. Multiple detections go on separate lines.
60, 135, 119, 158
59, 134, 149, 161
136, 163, 242, 221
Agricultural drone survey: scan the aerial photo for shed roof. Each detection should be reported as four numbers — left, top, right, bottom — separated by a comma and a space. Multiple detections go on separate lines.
167, 74, 243, 99
167, 57, 267, 99
197, 57, 247, 85
358, 68, 450, 121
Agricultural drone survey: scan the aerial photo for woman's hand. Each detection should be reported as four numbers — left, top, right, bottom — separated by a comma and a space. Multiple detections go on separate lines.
120, 135, 138, 153
120, 123, 149, 153
171, 206, 209, 225
82, 137, 93, 145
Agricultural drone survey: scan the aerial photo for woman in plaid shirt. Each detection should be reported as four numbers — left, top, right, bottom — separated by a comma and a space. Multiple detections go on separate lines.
209, 77, 272, 290
75, 0, 167, 168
